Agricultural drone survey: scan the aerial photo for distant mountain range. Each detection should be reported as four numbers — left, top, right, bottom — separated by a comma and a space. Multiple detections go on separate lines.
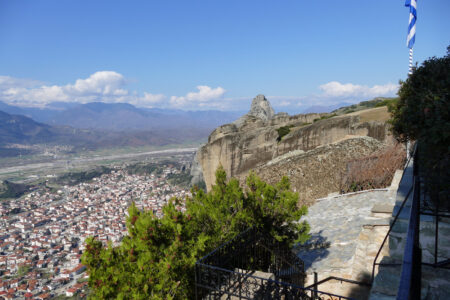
0, 110, 189, 152
0, 98, 395, 158
0, 101, 245, 157
0, 101, 243, 131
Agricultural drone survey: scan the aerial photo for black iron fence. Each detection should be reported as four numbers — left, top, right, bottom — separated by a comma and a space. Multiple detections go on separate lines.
368, 144, 450, 299
195, 228, 354, 299
418, 144, 450, 269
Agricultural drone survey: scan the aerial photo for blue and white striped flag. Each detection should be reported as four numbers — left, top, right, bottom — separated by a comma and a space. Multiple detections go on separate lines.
405, 0, 417, 49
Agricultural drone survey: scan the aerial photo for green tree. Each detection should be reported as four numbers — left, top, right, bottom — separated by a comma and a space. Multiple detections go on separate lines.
82, 167, 309, 299
17, 265, 31, 277
390, 47, 449, 208
390, 48, 449, 151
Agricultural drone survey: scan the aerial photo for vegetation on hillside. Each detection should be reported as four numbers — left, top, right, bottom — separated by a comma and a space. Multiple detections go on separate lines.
166, 172, 192, 188
390, 47, 449, 208
333, 97, 398, 115
0, 180, 30, 199
340, 144, 406, 193
126, 162, 162, 175
276, 123, 312, 142
194, 179, 207, 191
276, 125, 294, 142
82, 167, 310, 299
374, 98, 398, 109
54, 166, 113, 186
313, 113, 337, 122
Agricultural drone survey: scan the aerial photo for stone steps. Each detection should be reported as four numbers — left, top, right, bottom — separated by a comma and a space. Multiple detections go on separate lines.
369, 159, 450, 299
298, 188, 397, 299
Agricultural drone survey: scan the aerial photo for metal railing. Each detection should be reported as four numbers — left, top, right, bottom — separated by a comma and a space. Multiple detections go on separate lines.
397, 154, 422, 299
371, 145, 417, 283
196, 264, 354, 299
195, 228, 355, 299
371, 144, 450, 299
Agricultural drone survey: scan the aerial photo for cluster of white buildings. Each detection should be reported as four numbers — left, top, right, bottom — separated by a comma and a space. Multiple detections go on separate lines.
0, 164, 191, 299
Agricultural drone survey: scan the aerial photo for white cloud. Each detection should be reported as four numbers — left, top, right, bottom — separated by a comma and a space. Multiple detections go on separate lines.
65, 71, 127, 96
0, 76, 42, 89
319, 81, 398, 98
0, 71, 132, 107
0, 72, 399, 113
0, 72, 231, 110
142, 92, 166, 103
263, 81, 399, 114
0, 71, 171, 108
128, 92, 167, 107
170, 85, 226, 108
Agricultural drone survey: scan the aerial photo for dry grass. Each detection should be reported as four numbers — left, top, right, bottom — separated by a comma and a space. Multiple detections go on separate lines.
340, 143, 406, 193
347, 106, 391, 123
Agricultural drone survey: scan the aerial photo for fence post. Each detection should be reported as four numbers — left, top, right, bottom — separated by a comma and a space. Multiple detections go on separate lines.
313, 272, 318, 298
412, 246, 422, 297
194, 264, 198, 300
238, 272, 242, 299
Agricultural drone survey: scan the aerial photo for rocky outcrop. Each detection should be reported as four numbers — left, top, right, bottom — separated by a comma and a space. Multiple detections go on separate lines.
196, 95, 393, 192
233, 94, 275, 126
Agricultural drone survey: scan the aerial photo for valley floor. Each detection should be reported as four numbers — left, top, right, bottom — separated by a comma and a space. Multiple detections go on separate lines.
0, 147, 197, 182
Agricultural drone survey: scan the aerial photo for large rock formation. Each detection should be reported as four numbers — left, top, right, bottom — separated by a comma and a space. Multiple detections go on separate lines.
195, 95, 393, 195
233, 94, 275, 126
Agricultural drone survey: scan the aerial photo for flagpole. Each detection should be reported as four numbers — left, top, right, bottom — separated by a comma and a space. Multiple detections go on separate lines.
405, 0, 417, 162
406, 47, 414, 160
408, 48, 414, 75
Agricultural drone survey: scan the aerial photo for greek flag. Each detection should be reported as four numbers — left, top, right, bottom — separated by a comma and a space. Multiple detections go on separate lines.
405, 0, 417, 49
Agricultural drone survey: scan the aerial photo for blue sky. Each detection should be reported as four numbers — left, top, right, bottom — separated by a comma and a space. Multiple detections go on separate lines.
0, 0, 448, 112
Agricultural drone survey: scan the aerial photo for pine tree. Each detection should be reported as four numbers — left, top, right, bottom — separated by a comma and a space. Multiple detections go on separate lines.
82, 166, 310, 299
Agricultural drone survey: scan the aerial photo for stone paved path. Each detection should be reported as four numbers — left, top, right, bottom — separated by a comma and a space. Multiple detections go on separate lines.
297, 189, 396, 276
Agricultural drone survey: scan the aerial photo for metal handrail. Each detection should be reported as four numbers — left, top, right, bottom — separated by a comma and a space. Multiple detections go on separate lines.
196, 263, 355, 300
370, 144, 417, 283
371, 185, 413, 281
397, 150, 421, 299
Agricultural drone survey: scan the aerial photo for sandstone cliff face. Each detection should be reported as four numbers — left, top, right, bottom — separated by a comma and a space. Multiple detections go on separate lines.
190, 151, 204, 186
196, 95, 392, 191
246, 136, 385, 206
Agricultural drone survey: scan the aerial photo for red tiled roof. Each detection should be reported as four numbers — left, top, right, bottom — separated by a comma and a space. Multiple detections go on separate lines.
36, 293, 50, 299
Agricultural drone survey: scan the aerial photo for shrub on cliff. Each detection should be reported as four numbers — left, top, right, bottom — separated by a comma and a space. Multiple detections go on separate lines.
276, 125, 294, 142
340, 143, 406, 193
82, 167, 309, 299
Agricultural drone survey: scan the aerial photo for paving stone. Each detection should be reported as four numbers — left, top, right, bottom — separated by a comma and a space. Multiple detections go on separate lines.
371, 204, 394, 214
297, 190, 396, 277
